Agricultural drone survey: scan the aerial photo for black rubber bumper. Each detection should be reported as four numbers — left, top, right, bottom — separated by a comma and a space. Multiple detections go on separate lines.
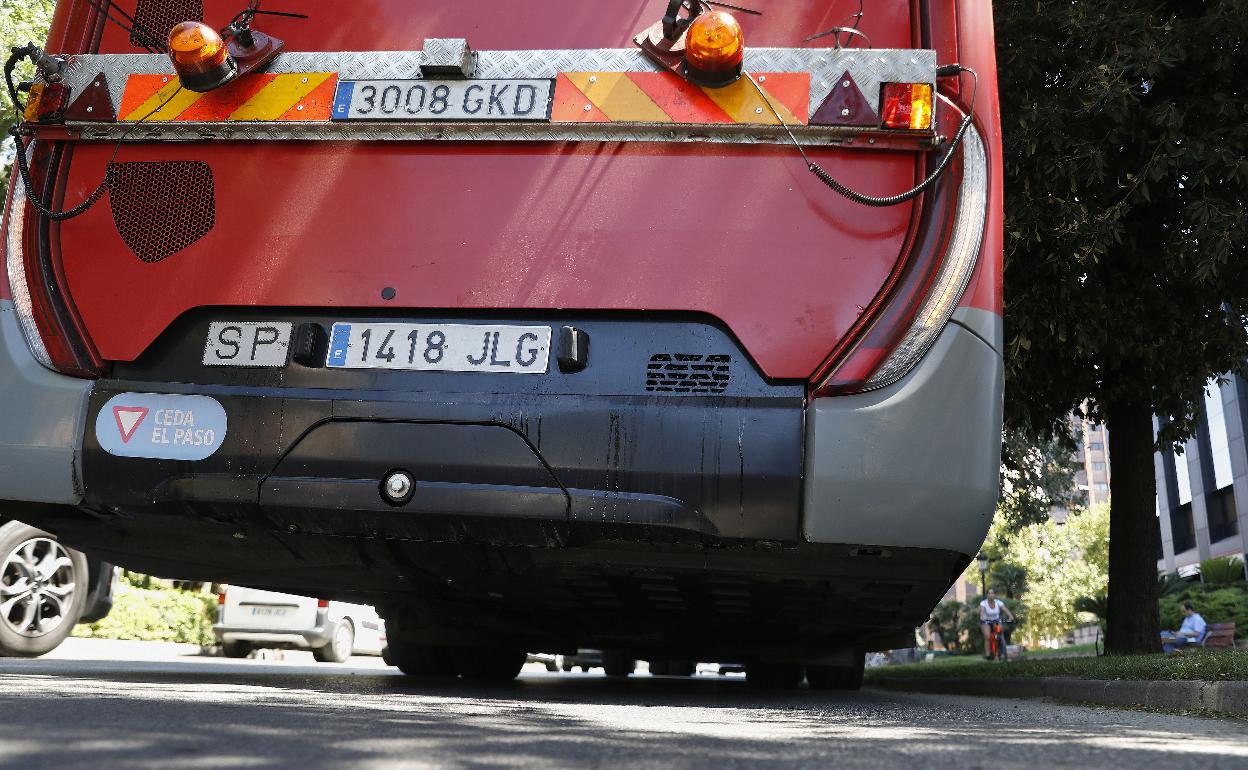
80, 312, 805, 547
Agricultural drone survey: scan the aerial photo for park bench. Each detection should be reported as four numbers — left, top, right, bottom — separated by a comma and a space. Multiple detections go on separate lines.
1200, 622, 1236, 649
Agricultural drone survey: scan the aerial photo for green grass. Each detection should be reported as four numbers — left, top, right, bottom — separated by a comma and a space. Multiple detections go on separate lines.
866, 650, 1248, 683
1025, 643, 1098, 658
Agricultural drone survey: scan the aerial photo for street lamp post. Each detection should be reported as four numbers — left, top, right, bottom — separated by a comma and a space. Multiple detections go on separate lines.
976, 553, 989, 597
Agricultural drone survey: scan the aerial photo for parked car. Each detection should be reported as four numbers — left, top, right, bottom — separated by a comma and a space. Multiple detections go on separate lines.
1, 0, 1002, 689
214, 585, 385, 663
0, 519, 114, 657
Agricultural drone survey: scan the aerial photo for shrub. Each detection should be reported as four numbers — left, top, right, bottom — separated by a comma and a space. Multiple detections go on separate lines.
74, 584, 217, 646
1201, 557, 1245, 587
1159, 585, 1248, 639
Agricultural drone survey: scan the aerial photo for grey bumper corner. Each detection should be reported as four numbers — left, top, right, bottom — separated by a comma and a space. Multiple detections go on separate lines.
0, 300, 92, 506
803, 321, 1003, 556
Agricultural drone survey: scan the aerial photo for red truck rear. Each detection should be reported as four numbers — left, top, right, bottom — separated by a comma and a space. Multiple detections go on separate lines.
0, 0, 1002, 686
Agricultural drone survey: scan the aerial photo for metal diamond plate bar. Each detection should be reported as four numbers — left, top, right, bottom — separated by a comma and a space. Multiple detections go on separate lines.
57, 47, 937, 146
72, 120, 936, 148
61, 48, 935, 117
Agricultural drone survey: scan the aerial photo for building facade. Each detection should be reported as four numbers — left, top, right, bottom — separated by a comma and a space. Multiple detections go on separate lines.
1075, 419, 1111, 509
1154, 377, 1248, 576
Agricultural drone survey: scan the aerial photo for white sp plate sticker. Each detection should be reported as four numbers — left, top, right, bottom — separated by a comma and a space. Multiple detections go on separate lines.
203, 321, 293, 367
95, 393, 228, 461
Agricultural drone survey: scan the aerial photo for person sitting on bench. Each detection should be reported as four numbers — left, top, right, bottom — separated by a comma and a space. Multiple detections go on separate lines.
1161, 602, 1207, 653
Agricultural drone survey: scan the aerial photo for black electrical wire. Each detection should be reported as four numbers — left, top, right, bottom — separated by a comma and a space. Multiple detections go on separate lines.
747, 65, 979, 208
5, 45, 183, 221
83, 0, 165, 52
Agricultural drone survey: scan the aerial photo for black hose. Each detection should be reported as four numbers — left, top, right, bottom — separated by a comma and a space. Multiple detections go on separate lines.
6, 45, 182, 221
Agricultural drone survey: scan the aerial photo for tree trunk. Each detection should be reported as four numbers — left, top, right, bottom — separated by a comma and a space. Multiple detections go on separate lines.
1104, 400, 1162, 654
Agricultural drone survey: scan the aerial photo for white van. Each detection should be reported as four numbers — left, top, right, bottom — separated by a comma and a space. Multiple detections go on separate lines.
214, 586, 386, 663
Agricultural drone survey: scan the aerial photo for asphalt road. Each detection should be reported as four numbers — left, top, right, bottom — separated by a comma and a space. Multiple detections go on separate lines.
3, 640, 1247, 769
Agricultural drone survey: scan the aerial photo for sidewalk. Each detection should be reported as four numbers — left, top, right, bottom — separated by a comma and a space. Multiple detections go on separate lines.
872, 675, 1248, 714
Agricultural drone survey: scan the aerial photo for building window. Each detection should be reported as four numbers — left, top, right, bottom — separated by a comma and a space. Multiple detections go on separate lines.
1092, 461, 1106, 471
1090, 442, 1104, 451
1208, 486, 1240, 543
1094, 482, 1109, 493
1089, 424, 1101, 432
1204, 382, 1234, 490
1171, 502, 1197, 553
1175, 452, 1193, 506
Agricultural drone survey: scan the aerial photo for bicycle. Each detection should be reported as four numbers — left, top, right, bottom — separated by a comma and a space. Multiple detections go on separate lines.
983, 619, 1010, 662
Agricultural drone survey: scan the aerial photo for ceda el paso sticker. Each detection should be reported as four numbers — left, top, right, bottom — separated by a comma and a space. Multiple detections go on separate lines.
95, 393, 228, 461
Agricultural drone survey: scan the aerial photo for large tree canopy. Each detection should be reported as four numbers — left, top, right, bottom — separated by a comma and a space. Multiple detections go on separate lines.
998, 0, 1248, 652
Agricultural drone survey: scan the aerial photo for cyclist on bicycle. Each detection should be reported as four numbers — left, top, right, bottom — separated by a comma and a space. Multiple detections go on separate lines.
979, 589, 1015, 659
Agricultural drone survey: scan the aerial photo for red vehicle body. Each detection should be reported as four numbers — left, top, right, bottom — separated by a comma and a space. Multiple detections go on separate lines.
1, 0, 1002, 687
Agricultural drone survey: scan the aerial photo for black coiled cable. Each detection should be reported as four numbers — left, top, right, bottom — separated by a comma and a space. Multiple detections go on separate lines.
748, 64, 979, 208
5, 44, 181, 221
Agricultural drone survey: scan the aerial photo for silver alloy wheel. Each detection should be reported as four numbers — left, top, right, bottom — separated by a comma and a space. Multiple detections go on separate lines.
0, 537, 76, 639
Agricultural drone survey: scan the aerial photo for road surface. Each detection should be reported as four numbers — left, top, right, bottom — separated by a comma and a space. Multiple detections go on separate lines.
2, 639, 1246, 769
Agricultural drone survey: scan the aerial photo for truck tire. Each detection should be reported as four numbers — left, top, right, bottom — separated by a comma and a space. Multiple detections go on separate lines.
745, 661, 804, 689
221, 640, 253, 659
388, 643, 457, 677
313, 619, 354, 663
806, 660, 865, 691
0, 522, 89, 658
452, 647, 527, 681
602, 650, 635, 678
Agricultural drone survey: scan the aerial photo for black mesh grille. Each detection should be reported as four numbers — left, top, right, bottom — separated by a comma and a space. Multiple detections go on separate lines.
131, 0, 203, 49
646, 353, 731, 394
108, 161, 216, 264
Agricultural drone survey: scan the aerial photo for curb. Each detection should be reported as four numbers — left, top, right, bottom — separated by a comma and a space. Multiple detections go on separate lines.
870, 676, 1248, 714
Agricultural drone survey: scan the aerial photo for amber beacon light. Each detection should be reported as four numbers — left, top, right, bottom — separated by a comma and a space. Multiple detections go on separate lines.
168, 21, 238, 92
683, 10, 744, 87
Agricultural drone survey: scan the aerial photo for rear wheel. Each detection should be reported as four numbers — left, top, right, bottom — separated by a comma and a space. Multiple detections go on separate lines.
313, 619, 354, 663
806, 655, 865, 691
388, 643, 457, 677
221, 640, 253, 659
996, 633, 1009, 662
0, 522, 89, 658
452, 647, 527, 682
602, 650, 636, 678
745, 661, 804, 689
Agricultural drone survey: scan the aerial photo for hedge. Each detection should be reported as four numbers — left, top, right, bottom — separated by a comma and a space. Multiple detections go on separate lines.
1159, 585, 1248, 639
73, 583, 217, 646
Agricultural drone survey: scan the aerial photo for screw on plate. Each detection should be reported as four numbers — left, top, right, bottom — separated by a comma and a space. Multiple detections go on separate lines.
584, 104, 592, 111
301, 77, 308, 84
296, 104, 304, 111
842, 80, 851, 88
382, 470, 415, 504
589, 75, 597, 83
758, 75, 766, 82
86, 106, 93, 112
755, 107, 763, 114
841, 108, 850, 117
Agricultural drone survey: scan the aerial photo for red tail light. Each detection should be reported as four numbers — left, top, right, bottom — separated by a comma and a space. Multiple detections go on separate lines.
218, 592, 226, 605
810, 120, 988, 396
881, 83, 934, 130
2, 141, 102, 377
317, 599, 329, 608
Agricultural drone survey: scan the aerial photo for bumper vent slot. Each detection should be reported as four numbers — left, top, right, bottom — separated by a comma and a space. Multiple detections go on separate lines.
108, 161, 216, 264
132, 0, 203, 49
646, 353, 731, 394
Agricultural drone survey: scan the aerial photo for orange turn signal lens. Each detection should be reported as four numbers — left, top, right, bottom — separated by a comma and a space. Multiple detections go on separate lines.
168, 21, 238, 92
684, 10, 744, 87
881, 82, 934, 130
